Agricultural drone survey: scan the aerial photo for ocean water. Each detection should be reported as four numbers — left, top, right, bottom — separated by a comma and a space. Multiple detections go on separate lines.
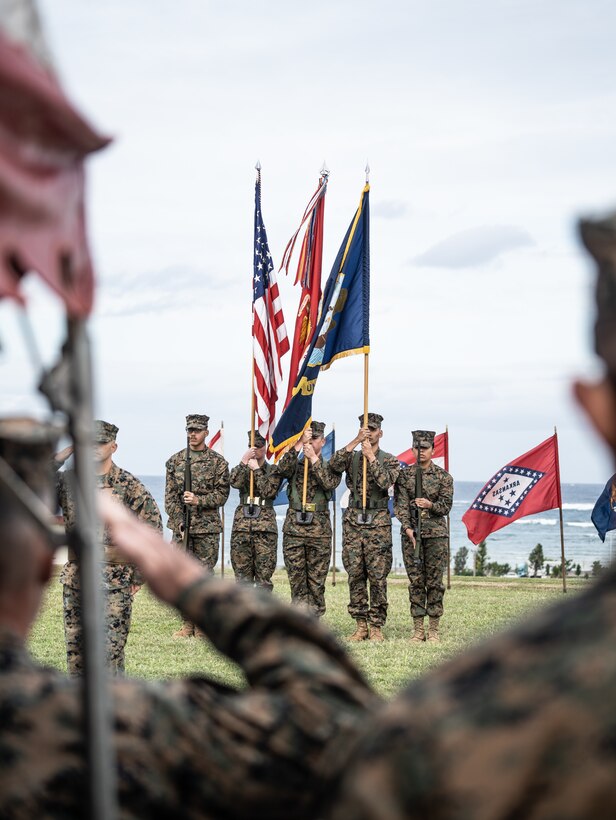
140, 477, 615, 575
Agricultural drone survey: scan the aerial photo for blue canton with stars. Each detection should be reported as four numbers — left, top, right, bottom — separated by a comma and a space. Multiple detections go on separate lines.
254, 178, 274, 303
471, 465, 546, 517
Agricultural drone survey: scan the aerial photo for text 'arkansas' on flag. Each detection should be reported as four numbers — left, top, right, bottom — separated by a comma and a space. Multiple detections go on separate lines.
270, 183, 370, 456
398, 431, 449, 470
591, 474, 616, 542
462, 435, 561, 545
253, 172, 289, 445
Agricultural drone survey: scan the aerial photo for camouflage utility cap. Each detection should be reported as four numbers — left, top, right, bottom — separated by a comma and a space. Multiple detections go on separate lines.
248, 430, 267, 448
94, 420, 118, 442
186, 414, 209, 430
0, 417, 61, 497
412, 429, 435, 448
311, 421, 326, 438
359, 413, 383, 429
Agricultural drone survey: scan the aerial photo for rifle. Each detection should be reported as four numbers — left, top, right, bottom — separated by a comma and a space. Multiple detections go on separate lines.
182, 434, 192, 550
414, 460, 422, 559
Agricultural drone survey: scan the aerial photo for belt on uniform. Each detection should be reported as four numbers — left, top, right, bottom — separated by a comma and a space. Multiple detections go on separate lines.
240, 496, 273, 508
348, 498, 389, 510
289, 502, 329, 513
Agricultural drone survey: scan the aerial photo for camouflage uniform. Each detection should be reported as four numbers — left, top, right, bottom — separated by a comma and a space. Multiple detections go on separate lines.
277, 434, 340, 616
395, 459, 454, 619
329, 562, 616, 819
330, 415, 400, 629
0, 576, 376, 819
165, 446, 230, 570
58, 426, 162, 676
229, 437, 281, 591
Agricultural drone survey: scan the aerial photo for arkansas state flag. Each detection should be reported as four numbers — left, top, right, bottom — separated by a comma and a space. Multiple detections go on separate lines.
398, 431, 449, 470
462, 435, 561, 545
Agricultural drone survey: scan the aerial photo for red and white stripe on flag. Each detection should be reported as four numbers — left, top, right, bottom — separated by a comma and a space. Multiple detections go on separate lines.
398, 431, 449, 470
253, 269, 289, 442
207, 428, 224, 456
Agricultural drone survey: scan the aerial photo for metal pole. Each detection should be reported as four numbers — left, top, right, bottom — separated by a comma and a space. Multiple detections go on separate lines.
554, 426, 567, 593
331, 422, 336, 586
67, 317, 117, 820
220, 420, 225, 578
445, 425, 451, 590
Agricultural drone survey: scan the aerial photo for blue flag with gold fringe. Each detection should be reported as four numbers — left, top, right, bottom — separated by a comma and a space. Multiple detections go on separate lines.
271, 184, 370, 455
591, 474, 616, 542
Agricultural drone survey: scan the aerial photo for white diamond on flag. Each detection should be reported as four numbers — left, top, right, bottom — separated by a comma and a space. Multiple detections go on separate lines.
473, 465, 545, 518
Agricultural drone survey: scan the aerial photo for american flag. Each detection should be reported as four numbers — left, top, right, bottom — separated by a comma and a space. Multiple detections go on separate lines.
253, 172, 289, 443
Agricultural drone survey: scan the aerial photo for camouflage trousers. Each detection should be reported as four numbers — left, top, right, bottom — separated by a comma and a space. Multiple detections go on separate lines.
402, 534, 448, 618
172, 531, 220, 571
173, 532, 220, 629
283, 535, 332, 617
342, 525, 392, 627
62, 583, 133, 676
230, 531, 277, 592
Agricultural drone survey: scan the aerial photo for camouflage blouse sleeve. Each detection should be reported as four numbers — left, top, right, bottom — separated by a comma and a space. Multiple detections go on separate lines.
311, 459, 342, 492
197, 457, 230, 510
328, 447, 351, 474
164, 458, 183, 527
275, 448, 299, 479
151, 576, 378, 818
253, 464, 283, 500
431, 471, 454, 517
368, 452, 401, 490
129, 479, 163, 532
393, 468, 413, 531
229, 463, 249, 491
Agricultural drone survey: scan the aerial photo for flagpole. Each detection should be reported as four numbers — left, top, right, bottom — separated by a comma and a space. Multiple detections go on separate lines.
220, 419, 225, 578
331, 421, 337, 586
554, 426, 567, 593
249, 161, 261, 510
446, 424, 451, 590
362, 162, 370, 518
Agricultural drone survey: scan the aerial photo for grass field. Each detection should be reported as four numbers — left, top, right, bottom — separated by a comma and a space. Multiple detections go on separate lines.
29, 571, 586, 697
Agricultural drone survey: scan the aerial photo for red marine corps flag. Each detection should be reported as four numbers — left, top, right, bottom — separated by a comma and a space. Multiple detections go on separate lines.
462, 435, 561, 545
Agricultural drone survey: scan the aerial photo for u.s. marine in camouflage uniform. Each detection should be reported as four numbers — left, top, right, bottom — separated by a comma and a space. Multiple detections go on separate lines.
276, 421, 341, 617
329, 413, 400, 641
229, 430, 282, 591
0, 418, 375, 819
394, 429, 454, 642
56, 420, 162, 675
165, 413, 230, 636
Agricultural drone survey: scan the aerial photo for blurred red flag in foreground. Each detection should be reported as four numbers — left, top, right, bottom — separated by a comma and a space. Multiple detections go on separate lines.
462, 435, 560, 545
0, 19, 109, 316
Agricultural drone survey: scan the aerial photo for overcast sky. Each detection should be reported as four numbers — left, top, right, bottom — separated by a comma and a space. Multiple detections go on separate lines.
1, 0, 615, 483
